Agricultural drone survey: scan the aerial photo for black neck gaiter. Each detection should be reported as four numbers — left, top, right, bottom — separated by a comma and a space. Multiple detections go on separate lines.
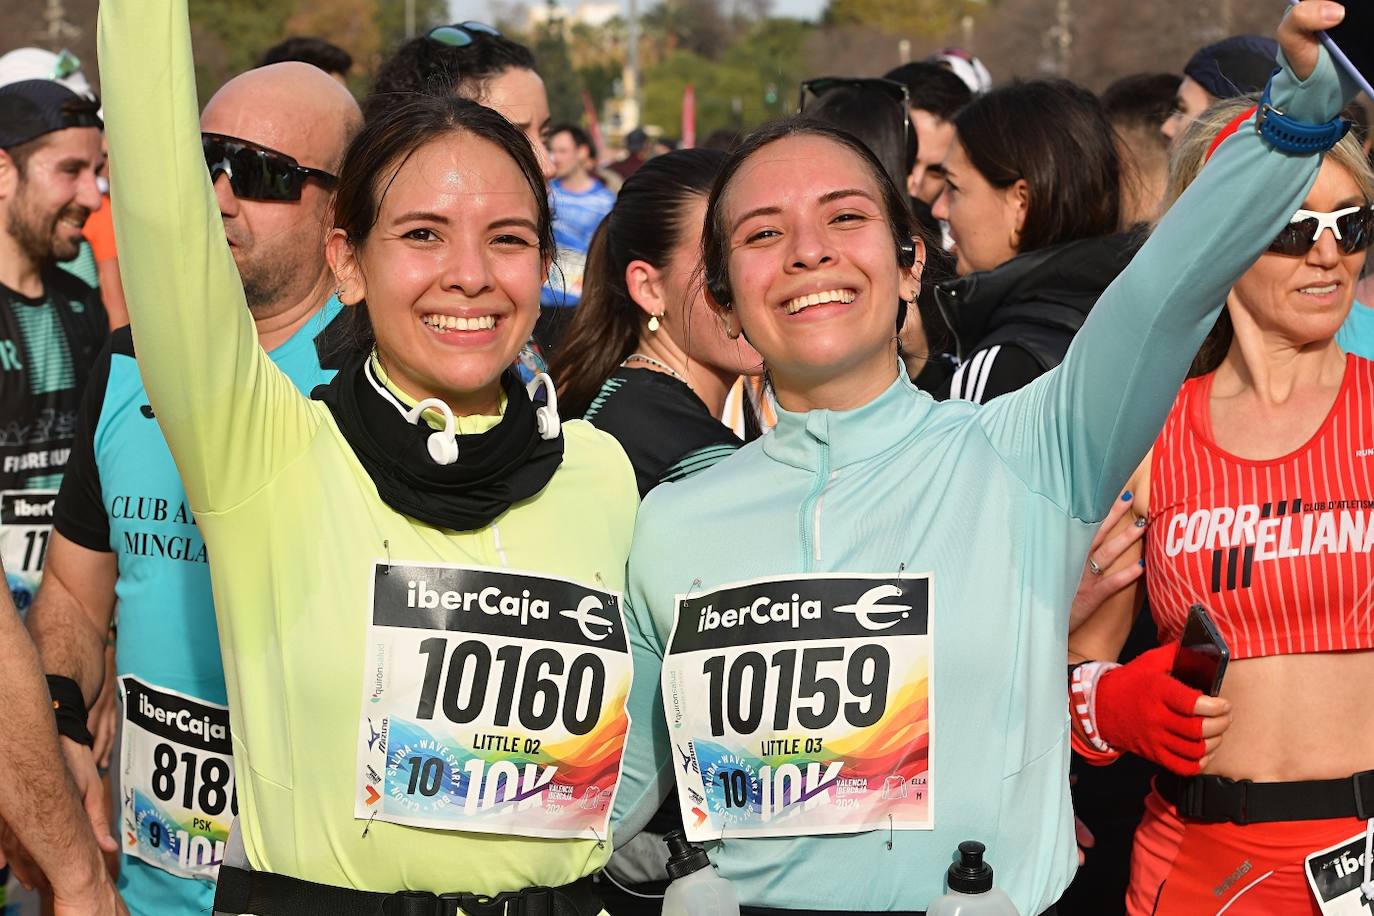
313, 353, 563, 531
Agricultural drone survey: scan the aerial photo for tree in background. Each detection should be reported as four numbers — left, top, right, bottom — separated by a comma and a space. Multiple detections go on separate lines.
284, 0, 381, 87
375, 0, 449, 60
643, 0, 732, 60
824, 0, 987, 39
641, 17, 812, 139
532, 2, 587, 124
184, 0, 449, 101
188, 0, 288, 101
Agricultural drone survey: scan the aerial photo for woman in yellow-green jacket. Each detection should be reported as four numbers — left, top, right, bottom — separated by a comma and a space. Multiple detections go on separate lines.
99, 1, 639, 913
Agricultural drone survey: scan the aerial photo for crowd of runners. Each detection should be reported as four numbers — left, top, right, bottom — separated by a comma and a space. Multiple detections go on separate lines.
0, 2, 1370, 914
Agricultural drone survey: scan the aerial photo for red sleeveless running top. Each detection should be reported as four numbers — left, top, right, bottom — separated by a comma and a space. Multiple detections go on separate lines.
1145, 353, 1374, 660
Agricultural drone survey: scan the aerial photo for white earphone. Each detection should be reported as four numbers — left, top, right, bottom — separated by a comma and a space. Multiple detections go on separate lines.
364, 361, 462, 466
527, 372, 561, 441
364, 362, 560, 465
406, 398, 460, 466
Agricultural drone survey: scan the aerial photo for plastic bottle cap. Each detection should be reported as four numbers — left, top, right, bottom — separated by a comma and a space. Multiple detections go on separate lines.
947, 840, 994, 894
664, 829, 713, 881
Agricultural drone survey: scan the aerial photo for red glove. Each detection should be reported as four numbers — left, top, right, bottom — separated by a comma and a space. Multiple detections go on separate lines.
1095, 643, 1207, 775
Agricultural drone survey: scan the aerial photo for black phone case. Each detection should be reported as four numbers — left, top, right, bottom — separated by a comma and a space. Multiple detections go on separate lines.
1172, 605, 1230, 696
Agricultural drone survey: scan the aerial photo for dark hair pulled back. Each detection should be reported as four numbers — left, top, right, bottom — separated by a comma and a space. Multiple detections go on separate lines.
804, 86, 917, 193
364, 30, 537, 121
551, 148, 728, 418
702, 118, 924, 312
332, 94, 554, 349
953, 79, 1120, 254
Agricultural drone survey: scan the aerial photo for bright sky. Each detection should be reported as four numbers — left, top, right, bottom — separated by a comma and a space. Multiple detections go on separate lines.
447, 0, 827, 25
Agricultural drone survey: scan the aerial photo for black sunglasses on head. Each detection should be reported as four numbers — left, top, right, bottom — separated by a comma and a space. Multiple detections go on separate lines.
798, 77, 912, 153
1268, 205, 1374, 257
202, 133, 337, 202
426, 21, 502, 47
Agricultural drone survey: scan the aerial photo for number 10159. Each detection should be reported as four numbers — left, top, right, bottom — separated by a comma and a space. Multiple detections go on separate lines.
702, 645, 890, 738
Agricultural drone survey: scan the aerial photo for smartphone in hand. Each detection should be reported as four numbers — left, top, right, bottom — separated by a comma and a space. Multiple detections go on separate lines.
1171, 604, 1230, 696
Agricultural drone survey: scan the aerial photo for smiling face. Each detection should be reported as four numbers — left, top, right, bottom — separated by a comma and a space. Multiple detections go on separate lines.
1, 127, 104, 268
718, 134, 922, 411
328, 131, 546, 414
1231, 161, 1369, 346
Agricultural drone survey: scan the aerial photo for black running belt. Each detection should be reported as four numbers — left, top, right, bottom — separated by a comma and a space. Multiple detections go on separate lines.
1157, 769, 1374, 824
213, 866, 602, 916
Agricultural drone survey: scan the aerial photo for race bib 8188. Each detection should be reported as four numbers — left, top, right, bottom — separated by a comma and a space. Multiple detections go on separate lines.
662, 573, 934, 840
355, 562, 632, 839
118, 676, 235, 880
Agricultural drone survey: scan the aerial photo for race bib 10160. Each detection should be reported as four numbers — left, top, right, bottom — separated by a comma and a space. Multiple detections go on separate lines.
118, 676, 235, 880
0, 490, 55, 615
662, 573, 934, 841
355, 562, 632, 840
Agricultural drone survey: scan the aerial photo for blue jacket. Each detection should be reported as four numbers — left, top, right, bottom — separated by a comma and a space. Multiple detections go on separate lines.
613, 50, 1354, 915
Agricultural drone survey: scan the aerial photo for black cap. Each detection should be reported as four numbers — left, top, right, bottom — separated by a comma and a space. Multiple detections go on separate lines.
947, 840, 994, 894
1184, 35, 1279, 101
0, 79, 102, 149
664, 830, 712, 881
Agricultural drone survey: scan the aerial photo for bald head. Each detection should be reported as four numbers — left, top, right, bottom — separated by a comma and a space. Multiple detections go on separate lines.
202, 61, 360, 172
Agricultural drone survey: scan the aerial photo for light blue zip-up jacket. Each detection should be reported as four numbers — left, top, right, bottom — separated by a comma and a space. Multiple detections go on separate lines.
613, 50, 1355, 916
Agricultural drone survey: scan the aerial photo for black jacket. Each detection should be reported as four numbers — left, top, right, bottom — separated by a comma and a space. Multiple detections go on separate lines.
933, 232, 1142, 403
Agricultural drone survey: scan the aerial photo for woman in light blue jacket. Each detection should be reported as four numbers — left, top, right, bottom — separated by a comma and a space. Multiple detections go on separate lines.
611, 5, 1357, 915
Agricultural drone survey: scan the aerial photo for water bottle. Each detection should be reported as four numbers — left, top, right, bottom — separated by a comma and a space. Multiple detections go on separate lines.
660, 829, 740, 916
926, 841, 1021, 916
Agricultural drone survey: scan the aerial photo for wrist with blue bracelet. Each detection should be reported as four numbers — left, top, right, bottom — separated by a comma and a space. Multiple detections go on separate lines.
1256, 76, 1350, 153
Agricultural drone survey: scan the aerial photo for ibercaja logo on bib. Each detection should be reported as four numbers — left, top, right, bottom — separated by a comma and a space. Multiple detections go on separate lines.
663, 573, 933, 841
355, 562, 632, 840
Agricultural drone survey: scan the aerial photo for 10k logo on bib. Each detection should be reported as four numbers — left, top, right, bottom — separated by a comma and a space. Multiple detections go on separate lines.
355, 562, 632, 839
662, 573, 934, 840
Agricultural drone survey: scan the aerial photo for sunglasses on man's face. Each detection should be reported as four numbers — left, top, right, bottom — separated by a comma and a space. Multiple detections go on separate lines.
426, 21, 502, 48
1268, 205, 1374, 257
202, 133, 337, 202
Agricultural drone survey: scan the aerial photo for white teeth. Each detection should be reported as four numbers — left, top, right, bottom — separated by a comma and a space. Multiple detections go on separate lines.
423, 314, 496, 331
1300, 284, 1338, 295
783, 289, 856, 315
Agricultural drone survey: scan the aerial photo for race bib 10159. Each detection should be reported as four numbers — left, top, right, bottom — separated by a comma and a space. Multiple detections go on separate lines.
355, 562, 632, 840
662, 573, 934, 841
118, 676, 235, 880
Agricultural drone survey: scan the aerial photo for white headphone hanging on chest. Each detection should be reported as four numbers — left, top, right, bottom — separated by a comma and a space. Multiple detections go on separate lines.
365, 362, 560, 466
526, 372, 561, 441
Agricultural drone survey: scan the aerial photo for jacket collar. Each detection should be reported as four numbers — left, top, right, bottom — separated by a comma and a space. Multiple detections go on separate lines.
935, 231, 1142, 358
762, 367, 933, 473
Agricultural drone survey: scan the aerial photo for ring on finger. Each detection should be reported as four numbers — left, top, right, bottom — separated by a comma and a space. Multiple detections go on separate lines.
1088, 556, 1104, 577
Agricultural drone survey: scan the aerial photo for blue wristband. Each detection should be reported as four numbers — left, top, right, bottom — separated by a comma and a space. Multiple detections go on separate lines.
1256, 79, 1350, 153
